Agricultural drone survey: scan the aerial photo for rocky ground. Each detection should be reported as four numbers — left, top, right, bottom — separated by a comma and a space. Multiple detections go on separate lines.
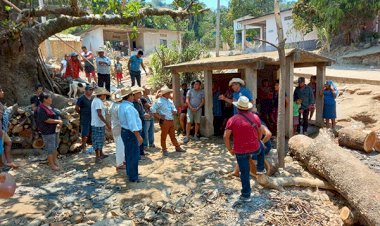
0, 133, 347, 226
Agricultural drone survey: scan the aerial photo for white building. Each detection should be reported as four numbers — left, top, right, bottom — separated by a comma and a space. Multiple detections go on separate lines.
233, 9, 318, 52
79, 25, 182, 56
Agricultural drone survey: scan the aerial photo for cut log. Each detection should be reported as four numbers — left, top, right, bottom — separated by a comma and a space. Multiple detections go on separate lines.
374, 141, 380, 153
289, 130, 380, 226
58, 144, 69, 154
11, 119, 18, 125
12, 124, 24, 134
32, 138, 45, 149
17, 108, 25, 115
19, 128, 33, 141
340, 206, 360, 226
24, 124, 30, 129
69, 143, 82, 152
356, 90, 372, 95
338, 128, 376, 153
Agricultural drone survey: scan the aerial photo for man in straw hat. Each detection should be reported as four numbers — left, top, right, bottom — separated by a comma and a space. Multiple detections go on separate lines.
118, 87, 144, 182
96, 47, 112, 92
131, 86, 147, 158
110, 89, 125, 170
224, 96, 266, 202
151, 86, 185, 156
219, 78, 254, 115
91, 87, 111, 163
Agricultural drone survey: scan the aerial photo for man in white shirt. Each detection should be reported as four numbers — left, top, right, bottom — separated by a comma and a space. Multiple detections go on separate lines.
91, 87, 111, 163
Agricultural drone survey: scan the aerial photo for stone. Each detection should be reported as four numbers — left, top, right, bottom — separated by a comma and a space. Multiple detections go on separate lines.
144, 210, 156, 221
156, 201, 164, 209
92, 218, 134, 226
174, 197, 187, 213
71, 214, 84, 224
143, 206, 150, 213
161, 203, 174, 214
133, 203, 145, 211
192, 167, 217, 182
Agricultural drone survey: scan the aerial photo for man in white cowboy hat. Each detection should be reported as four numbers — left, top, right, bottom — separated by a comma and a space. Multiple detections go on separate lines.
151, 86, 185, 156
96, 47, 112, 92
224, 96, 266, 202
219, 78, 254, 115
110, 89, 125, 170
91, 87, 112, 163
118, 87, 144, 182
131, 86, 148, 158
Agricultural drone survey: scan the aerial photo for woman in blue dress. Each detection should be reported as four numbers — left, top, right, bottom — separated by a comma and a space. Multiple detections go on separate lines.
319, 80, 338, 129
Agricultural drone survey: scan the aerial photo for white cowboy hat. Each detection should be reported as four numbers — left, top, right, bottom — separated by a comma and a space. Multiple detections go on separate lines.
229, 78, 245, 86
94, 87, 111, 96
131, 86, 144, 94
111, 89, 123, 102
160, 85, 173, 95
119, 87, 133, 99
97, 47, 106, 52
233, 96, 253, 110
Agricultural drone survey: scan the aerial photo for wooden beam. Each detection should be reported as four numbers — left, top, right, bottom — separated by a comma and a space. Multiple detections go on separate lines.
316, 66, 326, 127
285, 56, 294, 138
202, 70, 214, 137
172, 71, 181, 130
294, 62, 331, 68
245, 67, 258, 109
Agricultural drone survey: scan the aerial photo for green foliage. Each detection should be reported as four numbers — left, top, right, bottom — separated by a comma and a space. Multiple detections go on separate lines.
148, 42, 209, 90
221, 27, 234, 49
293, 0, 380, 46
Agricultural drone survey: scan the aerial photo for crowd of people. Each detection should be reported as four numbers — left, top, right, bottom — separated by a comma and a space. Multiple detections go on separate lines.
0, 44, 339, 201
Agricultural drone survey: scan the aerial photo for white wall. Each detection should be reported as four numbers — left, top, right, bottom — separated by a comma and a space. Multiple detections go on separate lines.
265, 10, 318, 46
142, 31, 179, 55
81, 28, 104, 53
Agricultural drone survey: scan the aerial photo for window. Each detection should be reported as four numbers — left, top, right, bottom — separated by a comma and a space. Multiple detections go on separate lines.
284, 16, 292, 21
160, 39, 168, 47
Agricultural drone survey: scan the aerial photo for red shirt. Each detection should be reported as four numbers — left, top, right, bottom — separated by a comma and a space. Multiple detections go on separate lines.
65, 59, 81, 78
226, 111, 261, 154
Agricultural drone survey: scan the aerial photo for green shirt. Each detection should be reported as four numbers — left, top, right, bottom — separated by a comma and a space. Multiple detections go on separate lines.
293, 103, 301, 116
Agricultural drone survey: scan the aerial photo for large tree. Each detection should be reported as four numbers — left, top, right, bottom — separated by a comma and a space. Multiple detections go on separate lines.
0, 0, 206, 105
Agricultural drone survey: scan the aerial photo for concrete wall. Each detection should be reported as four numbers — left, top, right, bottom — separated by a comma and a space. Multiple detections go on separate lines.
265, 10, 318, 48
142, 31, 179, 55
81, 27, 104, 52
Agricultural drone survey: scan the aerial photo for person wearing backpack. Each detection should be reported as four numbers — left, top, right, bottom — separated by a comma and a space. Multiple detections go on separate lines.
224, 96, 266, 203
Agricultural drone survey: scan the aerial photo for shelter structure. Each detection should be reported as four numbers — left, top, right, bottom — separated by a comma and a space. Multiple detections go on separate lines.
165, 48, 334, 137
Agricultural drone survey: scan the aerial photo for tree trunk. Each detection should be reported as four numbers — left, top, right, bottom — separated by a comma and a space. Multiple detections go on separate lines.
338, 128, 377, 153
340, 206, 360, 226
289, 131, 380, 226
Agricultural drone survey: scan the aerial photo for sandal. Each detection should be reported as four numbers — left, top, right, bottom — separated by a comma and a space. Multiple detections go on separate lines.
116, 165, 126, 170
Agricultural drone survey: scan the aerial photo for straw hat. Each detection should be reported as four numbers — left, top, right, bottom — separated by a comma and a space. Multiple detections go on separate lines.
229, 78, 245, 86
233, 96, 253, 110
131, 86, 144, 94
119, 87, 133, 99
94, 87, 111, 96
160, 86, 173, 95
111, 89, 123, 102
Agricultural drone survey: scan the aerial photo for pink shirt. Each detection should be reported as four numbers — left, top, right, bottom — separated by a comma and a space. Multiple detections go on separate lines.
226, 112, 261, 154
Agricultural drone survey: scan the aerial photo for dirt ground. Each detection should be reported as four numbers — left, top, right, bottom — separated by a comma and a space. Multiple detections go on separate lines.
1, 71, 380, 225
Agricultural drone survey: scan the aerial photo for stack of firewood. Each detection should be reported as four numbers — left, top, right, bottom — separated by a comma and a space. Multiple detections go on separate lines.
6, 104, 82, 154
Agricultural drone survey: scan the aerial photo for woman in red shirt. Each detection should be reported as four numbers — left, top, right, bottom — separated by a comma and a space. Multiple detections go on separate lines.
224, 96, 266, 202
65, 52, 83, 81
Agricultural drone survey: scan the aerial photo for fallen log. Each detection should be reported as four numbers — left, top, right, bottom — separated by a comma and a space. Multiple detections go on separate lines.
338, 128, 376, 153
340, 206, 360, 226
289, 131, 380, 226
375, 141, 380, 153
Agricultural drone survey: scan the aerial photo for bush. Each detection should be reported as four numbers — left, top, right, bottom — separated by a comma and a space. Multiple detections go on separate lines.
148, 42, 209, 90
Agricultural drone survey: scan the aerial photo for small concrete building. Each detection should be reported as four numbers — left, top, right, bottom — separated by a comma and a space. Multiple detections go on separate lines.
39, 34, 82, 60
234, 9, 318, 52
80, 25, 182, 55
166, 49, 334, 137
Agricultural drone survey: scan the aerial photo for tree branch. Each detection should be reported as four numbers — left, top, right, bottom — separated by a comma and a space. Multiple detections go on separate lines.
251, 38, 279, 50
20, 6, 88, 18
33, 6, 209, 44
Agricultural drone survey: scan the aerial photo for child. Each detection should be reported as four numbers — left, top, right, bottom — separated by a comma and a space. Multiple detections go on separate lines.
293, 98, 303, 135
114, 57, 123, 87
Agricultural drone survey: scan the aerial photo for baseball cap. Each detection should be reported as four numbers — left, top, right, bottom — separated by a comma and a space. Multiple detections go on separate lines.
85, 85, 94, 90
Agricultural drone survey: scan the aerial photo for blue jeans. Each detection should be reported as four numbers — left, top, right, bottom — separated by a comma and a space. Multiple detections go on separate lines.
235, 143, 265, 198
143, 120, 154, 148
121, 128, 139, 181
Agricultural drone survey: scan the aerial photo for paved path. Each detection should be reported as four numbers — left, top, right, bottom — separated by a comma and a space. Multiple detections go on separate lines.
295, 65, 380, 85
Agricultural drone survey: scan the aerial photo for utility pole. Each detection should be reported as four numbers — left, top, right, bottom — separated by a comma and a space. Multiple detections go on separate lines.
39, 0, 53, 60
215, 0, 220, 57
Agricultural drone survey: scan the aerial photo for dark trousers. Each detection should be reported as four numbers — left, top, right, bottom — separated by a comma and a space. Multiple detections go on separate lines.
213, 116, 224, 136
98, 73, 111, 92
121, 128, 139, 181
130, 71, 141, 87
297, 108, 310, 134
235, 143, 265, 198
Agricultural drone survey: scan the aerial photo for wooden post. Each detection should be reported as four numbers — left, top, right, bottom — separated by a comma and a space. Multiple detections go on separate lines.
285, 56, 294, 138
245, 66, 258, 106
172, 71, 181, 130
242, 25, 246, 52
316, 65, 326, 127
202, 70, 214, 137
